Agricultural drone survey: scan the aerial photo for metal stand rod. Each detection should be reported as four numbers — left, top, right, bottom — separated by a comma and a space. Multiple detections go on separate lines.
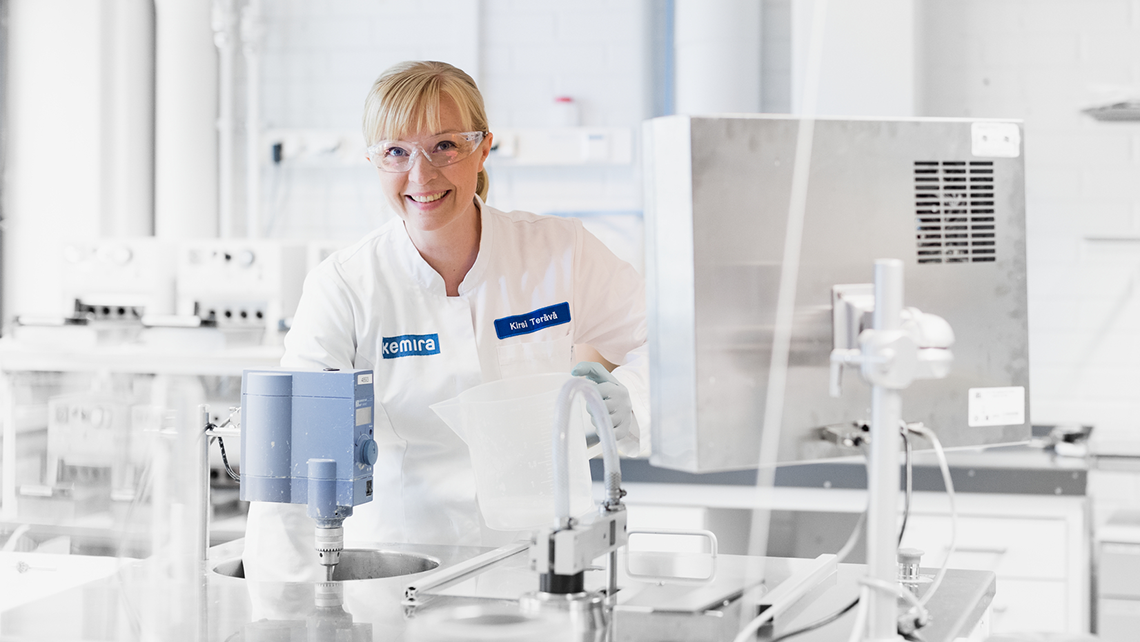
198, 405, 211, 563
866, 259, 903, 642
404, 540, 530, 604
607, 549, 618, 598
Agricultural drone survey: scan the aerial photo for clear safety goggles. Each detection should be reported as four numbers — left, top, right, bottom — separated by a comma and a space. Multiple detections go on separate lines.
366, 131, 487, 173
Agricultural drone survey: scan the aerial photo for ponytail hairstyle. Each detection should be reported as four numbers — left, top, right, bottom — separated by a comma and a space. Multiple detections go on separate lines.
363, 61, 490, 202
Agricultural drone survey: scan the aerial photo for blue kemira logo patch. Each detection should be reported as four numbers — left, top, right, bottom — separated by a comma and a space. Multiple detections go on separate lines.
382, 333, 440, 358
494, 302, 571, 339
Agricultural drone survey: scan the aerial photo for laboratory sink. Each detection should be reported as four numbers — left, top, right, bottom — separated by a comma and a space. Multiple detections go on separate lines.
212, 548, 441, 581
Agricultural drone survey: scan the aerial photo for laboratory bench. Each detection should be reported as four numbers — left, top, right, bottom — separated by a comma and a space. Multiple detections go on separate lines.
0, 535, 996, 641
591, 444, 1094, 637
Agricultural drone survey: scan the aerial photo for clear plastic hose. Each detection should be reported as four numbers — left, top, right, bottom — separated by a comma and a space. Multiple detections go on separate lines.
552, 377, 621, 525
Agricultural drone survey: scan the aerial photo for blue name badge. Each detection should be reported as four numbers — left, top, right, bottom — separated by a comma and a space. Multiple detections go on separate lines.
494, 302, 571, 340
382, 333, 441, 359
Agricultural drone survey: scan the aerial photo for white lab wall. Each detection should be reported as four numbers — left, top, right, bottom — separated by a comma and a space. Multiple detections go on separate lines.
673, 0, 762, 114
253, 0, 479, 239
478, 0, 649, 222
916, 1, 1140, 510
920, 1, 1140, 429
791, 0, 916, 116
254, 0, 650, 244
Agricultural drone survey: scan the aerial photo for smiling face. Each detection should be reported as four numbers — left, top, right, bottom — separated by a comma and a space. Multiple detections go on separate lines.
375, 95, 491, 236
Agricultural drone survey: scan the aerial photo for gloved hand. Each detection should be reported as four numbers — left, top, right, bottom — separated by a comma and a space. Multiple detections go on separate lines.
571, 361, 638, 443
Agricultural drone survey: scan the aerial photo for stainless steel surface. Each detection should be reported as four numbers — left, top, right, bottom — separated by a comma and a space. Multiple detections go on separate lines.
644, 114, 1031, 472
213, 548, 441, 581
0, 538, 994, 641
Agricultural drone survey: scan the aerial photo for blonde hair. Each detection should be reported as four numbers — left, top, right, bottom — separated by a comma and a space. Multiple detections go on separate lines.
363, 61, 490, 202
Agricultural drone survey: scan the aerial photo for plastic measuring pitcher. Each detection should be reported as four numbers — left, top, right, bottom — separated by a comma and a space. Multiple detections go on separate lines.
430, 373, 594, 531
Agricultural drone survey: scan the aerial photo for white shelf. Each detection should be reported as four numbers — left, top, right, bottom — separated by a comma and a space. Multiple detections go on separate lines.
0, 337, 283, 376
489, 127, 633, 166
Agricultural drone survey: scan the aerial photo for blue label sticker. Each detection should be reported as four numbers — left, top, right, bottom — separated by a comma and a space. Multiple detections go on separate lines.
381, 333, 440, 359
494, 302, 571, 340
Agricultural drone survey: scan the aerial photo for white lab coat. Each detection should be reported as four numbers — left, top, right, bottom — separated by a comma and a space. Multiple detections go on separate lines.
242, 200, 649, 582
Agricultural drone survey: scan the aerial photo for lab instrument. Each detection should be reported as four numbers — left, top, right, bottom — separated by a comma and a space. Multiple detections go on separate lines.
526, 377, 626, 596
240, 368, 378, 580
177, 240, 306, 342
643, 114, 1030, 472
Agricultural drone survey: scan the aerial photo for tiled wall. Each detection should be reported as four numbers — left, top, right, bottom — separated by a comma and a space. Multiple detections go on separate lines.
918, 0, 1140, 515
920, 0, 1140, 434
255, 0, 651, 259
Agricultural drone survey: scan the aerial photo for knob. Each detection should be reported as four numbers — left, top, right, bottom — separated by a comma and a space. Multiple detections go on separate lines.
359, 438, 378, 466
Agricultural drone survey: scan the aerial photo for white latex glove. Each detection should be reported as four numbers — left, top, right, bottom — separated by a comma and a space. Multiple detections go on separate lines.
571, 361, 637, 443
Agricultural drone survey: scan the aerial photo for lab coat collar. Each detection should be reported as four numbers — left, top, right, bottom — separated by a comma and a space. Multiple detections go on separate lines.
392, 196, 493, 297
457, 196, 492, 297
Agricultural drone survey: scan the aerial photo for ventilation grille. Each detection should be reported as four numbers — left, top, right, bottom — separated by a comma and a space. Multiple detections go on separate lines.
914, 161, 996, 264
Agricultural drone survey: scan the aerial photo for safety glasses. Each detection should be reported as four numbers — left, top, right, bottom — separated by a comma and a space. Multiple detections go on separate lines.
366, 131, 487, 173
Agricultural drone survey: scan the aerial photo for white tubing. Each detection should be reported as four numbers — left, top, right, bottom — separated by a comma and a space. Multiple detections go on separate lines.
552, 378, 620, 525
905, 422, 956, 608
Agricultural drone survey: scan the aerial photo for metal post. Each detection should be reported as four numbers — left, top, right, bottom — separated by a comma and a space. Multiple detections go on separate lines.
608, 549, 618, 598
866, 259, 903, 641
198, 405, 211, 562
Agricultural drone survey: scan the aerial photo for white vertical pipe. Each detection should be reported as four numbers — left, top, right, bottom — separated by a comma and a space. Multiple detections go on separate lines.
213, 0, 237, 239
154, 0, 218, 239
867, 258, 903, 641
7, 0, 103, 318
673, 0, 761, 114
242, 0, 262, 238
103, 0, 155, 237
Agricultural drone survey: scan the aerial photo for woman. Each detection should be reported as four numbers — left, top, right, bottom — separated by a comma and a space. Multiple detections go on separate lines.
243, 61, 649, 582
